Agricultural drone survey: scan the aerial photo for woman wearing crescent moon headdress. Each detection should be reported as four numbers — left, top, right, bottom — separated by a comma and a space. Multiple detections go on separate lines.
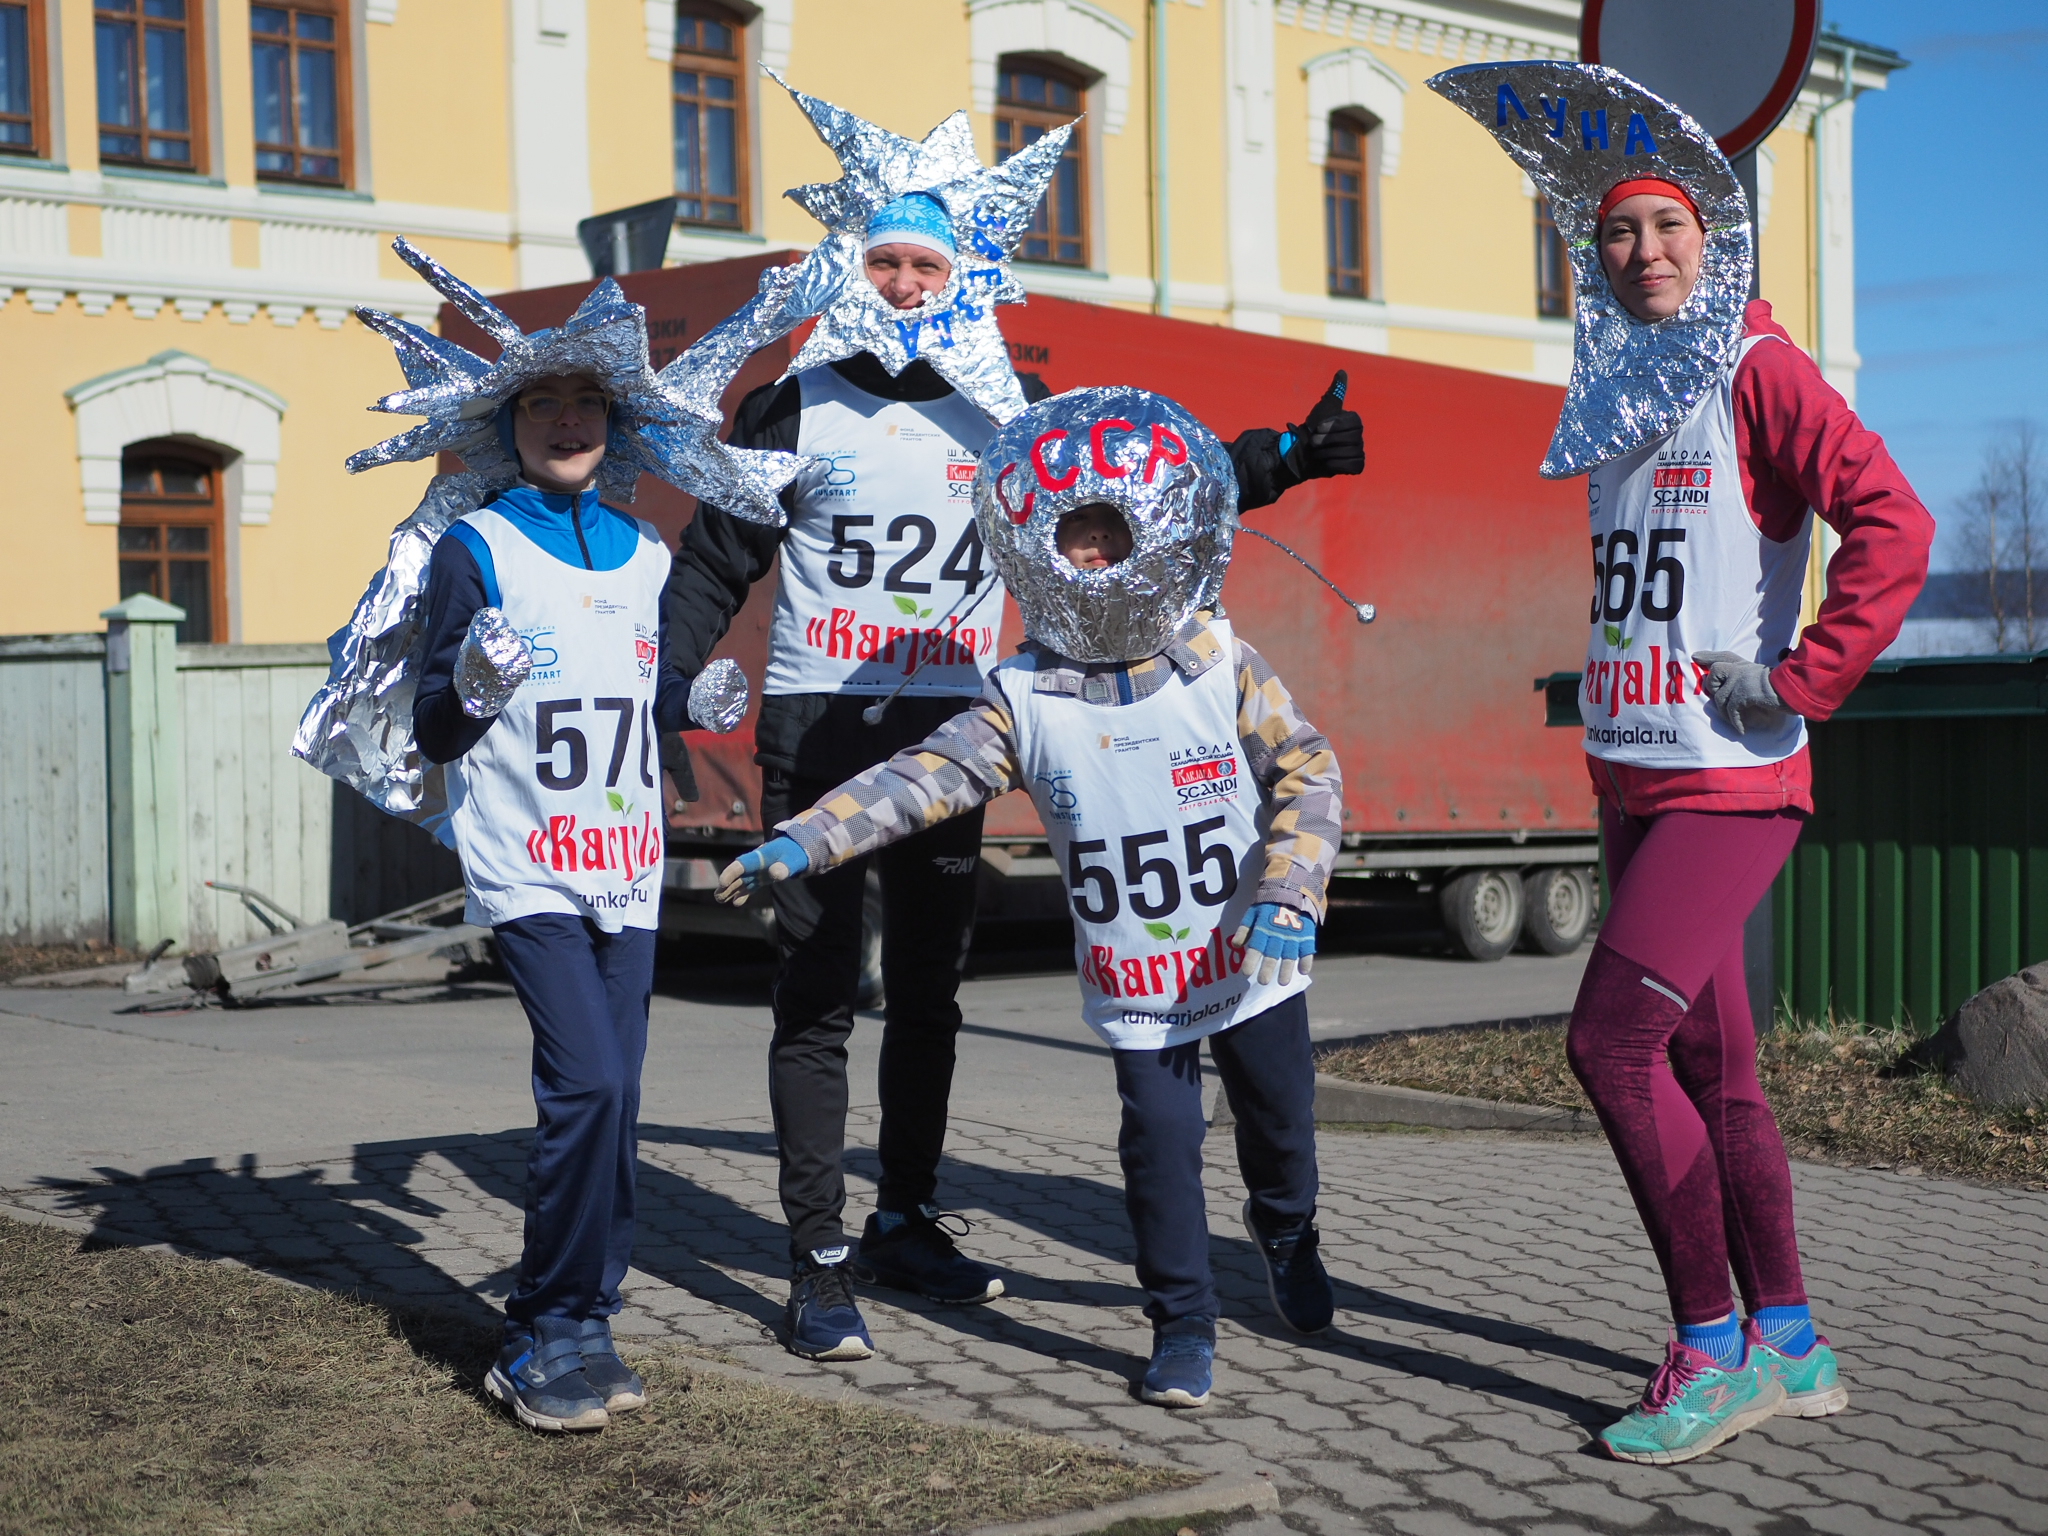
1430, 62, 1932, 1464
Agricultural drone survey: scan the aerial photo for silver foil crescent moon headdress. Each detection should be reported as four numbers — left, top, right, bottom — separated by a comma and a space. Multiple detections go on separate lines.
1426, 61, 1753, 480
767, 70, 1076, 427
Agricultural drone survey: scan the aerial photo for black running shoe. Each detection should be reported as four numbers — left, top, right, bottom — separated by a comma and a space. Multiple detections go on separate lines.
1242, 1201, 1334, 1335
787, 1245, 876, 1361
485, 1322, 609, 1432
577, 1316, 648, 1412
859, 1205, 1004, 1304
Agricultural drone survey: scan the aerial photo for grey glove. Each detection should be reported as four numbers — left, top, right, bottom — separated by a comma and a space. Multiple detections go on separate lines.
687, 657, 751, 734
453, 606, 532, 719
1694, 650, 1790, 737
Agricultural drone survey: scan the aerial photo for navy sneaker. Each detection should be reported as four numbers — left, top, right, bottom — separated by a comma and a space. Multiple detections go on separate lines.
1141, 1317, 1216, 1408
485, 1319, 608, 1432
577, 1316, 648, 1413
1242, 1201, 1335, 1335
787, 1245, 875, 1361
859, 1206, 1005, 1304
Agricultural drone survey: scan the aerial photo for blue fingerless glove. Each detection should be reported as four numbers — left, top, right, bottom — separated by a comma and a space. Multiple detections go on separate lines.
716, 835, 809, 905
1233, 903, 1317, 986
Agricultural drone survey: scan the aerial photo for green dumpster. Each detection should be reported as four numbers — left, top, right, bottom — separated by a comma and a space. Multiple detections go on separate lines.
1538, 655, 2048, 1033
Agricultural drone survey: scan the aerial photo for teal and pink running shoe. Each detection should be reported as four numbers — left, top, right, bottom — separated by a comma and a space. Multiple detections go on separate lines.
1599, 1335, 1787, 1465
1748, 1319, 1850, 1418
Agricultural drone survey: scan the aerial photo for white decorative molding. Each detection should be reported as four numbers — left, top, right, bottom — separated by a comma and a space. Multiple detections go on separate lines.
509, 0, 594, 285
1276, 1, 1574, 63
126, 294, 164, 320
77, 291, 114, 316
267, 303, 303, 327
758, 0, 793, 72
0, 196, 67, 259
1225, 0, 1284, 332
259, 220, 379, 284
645, 0, 672, 59
365, 0, 397, 21
968, 0, 1135, 135
175, 296, 213, 322
26, 286, 61, 311
103, 207, 234, 269
1755, 142, 1775, 236
66, 351, 287, 527
538, 0, 575, 42
1304, 48, 1408, 174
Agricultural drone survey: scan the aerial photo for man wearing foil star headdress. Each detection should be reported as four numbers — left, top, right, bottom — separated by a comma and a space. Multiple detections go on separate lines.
296, 239, 780, 1435
715, 388, 1344, 1408
1430, 62, 1931, 1465
662, 79, 1363, 1364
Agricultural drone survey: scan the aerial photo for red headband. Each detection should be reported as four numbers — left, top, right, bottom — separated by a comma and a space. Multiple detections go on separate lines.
1597, 178, 1701, 226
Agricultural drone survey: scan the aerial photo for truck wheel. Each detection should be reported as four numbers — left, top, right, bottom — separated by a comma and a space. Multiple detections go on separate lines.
857, 870, 885, 1009
1440, 869, 1523, 962
1520, 866, 1596, 955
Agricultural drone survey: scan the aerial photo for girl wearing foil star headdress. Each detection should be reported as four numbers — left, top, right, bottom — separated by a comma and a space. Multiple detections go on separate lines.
713, 388, 1345, 1409
295, 239, 790, 1435
661, 78, 1364, 1366
1430, 62, 1932, 1465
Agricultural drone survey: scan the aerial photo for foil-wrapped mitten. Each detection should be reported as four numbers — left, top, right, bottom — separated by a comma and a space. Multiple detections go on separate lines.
454, 606, 533, 719
688, 657, 751, 734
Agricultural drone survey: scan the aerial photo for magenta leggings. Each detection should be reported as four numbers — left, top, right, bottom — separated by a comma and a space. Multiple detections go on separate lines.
1566, 803, 1810, 1325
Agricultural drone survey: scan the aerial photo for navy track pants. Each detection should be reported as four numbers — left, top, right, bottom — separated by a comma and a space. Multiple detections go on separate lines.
1112, 992, 1320, 1324
492, 914, 655, 1333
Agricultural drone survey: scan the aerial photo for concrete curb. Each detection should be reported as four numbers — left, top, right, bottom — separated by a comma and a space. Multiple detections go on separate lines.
961, 1471, 1279, 1536
1214, 1073, 1593, 1133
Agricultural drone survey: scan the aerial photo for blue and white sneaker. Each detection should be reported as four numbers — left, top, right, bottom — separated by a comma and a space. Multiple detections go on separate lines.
485, 1320, 609, 1432
787, 1245, 875, 1361
860, 1206, 1004, 1304
577, 1316, 648, 1413
1140, 1317, 1216, 1408
1242, 1201, 1335, 1335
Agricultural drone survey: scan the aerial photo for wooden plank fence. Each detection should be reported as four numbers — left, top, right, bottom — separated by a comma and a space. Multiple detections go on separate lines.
0, 636, 111, 944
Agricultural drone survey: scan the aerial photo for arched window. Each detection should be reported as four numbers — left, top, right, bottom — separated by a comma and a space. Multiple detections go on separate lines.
118, 441, 223, 643
997, 59, 1088, 267
673, 2, 745, 228
1535, 197, 1572, 318
1324, 111, 1374, 298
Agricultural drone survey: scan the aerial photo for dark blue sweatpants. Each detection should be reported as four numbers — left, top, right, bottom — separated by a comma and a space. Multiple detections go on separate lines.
493, 914, 655, 1335
1112, 992, 1319, 1325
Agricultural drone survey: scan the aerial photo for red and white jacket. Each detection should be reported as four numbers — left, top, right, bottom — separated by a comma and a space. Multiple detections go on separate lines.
1589, 300, 1934, 817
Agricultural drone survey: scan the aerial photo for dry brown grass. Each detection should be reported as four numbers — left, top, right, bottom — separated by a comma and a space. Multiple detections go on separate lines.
1319, 1019, 2048, 1190
0, 1218, 1191, 1536
0, 943, 139, 982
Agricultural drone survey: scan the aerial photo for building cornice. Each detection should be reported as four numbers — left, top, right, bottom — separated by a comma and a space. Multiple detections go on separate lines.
1276, 0, 1576, 61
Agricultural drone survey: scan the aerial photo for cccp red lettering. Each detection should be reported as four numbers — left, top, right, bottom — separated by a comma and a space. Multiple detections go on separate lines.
1090, 418, 1135, 478
1032, 430, 1080, 492
1143, 425, 1188, 483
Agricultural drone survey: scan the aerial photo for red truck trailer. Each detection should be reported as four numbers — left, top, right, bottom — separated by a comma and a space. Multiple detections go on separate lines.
446, 253, 1596, 960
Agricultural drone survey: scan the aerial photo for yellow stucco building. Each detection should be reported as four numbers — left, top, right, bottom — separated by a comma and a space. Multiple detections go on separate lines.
2, 0, 1900, 645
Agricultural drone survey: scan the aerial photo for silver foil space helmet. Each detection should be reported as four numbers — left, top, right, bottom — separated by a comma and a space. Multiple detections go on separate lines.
1426, 61, 1752, 479
974, 388, 1238, 664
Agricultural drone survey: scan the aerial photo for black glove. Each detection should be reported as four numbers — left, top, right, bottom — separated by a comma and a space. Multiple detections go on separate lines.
1282, 370, 1365, 481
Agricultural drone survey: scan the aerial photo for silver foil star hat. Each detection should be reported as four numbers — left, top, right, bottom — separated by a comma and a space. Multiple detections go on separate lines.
1426, 61, 1753, 480
973, 388, 1238, 665
769, 70, 1074, 426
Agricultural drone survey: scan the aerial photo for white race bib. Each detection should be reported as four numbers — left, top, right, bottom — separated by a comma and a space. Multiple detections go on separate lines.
445, 506, 669, 932
1580, 335, 1811, 769
765, 365, 1006, 697
997, 616, 1310, 1050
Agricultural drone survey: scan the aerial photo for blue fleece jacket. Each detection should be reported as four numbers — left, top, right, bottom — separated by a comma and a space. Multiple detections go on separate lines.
413, 483, 689, 764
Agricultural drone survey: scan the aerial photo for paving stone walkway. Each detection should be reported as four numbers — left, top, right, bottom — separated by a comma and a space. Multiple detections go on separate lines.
9, 1103, 2045, 1535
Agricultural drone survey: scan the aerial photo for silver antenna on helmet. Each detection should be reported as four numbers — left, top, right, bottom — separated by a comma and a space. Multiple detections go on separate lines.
860, 579, 1004, 726
1237, 527, 1376, 623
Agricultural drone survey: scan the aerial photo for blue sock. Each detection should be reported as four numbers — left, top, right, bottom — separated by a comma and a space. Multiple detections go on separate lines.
1676, 1312, 1744, 1369
1752, 1304, 1815, 1357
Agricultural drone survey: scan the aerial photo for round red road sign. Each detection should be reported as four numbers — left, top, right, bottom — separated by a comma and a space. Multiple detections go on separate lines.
1581, 0, 1820, 161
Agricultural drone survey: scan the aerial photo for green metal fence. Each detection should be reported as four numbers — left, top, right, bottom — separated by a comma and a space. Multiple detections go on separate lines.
1776, 654, 2048, 1034
1539, 655, 2048, 1033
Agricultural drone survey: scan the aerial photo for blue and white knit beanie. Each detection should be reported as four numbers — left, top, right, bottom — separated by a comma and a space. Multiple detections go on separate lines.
864, 191, 956, 259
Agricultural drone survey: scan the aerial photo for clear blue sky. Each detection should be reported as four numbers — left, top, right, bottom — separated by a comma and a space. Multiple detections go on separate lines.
1824, 1, 2048, 566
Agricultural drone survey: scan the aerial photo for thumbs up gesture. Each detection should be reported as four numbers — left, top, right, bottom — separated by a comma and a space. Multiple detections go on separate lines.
1283, 370, 1365, 481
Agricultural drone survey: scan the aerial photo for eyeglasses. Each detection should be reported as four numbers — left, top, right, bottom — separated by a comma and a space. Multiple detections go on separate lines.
518, 391, 611, 422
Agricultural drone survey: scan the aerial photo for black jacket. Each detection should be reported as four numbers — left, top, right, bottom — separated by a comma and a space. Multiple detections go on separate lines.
663, 352, 1306, 782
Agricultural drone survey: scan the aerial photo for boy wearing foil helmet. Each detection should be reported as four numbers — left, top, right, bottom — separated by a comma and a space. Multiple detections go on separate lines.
715, 388, 1344, 1409
1429, 62, 1931, 1463
665, 139, 1361, 1359
310, 240, 759, 1434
